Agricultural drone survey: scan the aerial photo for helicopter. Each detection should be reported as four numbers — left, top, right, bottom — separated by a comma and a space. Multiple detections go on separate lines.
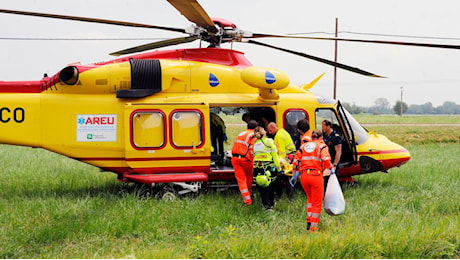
1, 0, 458, 197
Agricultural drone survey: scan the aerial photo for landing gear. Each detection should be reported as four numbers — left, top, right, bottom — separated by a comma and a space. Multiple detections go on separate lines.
158, 185, 177, 201
153, 182, 203, 200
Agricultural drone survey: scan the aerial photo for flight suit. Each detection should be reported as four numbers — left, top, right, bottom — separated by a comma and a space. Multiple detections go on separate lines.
293, 139, 332, 232
231, 129, 255, 205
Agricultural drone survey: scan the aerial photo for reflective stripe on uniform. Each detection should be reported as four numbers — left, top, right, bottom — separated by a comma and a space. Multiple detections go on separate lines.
311, 213, 321, 218
301, 156, 321, 161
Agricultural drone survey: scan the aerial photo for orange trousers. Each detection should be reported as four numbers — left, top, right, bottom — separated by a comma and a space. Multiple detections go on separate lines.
231, 157, 254, 205
300, 171, 324, 231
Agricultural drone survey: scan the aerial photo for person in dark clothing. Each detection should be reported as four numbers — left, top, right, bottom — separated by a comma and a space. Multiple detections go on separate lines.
321, 119, 342, 189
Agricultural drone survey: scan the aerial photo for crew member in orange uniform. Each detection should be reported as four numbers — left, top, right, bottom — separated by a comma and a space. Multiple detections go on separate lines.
293, 129, 332, 232
231, 120, 258, 206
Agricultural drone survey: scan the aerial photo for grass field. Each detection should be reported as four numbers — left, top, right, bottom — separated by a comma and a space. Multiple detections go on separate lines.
0, 115, 459, 258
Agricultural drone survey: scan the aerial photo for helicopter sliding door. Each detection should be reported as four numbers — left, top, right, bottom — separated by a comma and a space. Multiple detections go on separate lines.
124, 103, 210, 174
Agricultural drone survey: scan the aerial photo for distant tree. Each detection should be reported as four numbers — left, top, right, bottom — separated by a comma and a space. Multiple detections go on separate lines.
375, 98, 390, 110
342, 102, 364, 114
437, 101, 460, 114
393, 101, 408, 115
407, 102, 435, 114
370, 98, 391, 114
420, 102, 435, 114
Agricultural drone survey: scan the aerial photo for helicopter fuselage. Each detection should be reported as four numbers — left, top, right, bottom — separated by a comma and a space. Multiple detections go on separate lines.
0, 48, 410, 186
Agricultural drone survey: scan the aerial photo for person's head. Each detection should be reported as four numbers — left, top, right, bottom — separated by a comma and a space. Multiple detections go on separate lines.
322, 119, 332, 133
247, 119, 258, 130
297, 119, 310, 134
266, 122, 278, 135
311, 129, 323, 140
260, 116, 269, 125
242, 113, 251, 123
254, 126, 266, 139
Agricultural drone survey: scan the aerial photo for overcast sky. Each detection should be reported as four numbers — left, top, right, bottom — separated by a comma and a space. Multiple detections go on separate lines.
1, 0, 459, 107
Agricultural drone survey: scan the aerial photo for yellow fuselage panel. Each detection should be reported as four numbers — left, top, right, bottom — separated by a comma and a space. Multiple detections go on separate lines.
358, 133, 411, 160
0, 93, 41, 147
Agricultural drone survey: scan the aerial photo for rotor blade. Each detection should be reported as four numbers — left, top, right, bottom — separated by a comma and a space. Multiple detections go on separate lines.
167, 0, 218, 34
0, 9, 185, 33
250, 33, 460, 50
110, 36, 199, 56
246, 40, 384, 78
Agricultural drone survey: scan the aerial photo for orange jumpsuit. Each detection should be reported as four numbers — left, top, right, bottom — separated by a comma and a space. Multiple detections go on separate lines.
231, 129, 256, 205
293, 139, 332, 232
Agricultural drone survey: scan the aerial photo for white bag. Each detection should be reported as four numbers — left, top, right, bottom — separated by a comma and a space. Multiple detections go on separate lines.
323, 173, 345, 215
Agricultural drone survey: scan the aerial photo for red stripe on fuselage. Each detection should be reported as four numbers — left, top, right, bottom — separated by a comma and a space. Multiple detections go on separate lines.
358, 148, 409, 156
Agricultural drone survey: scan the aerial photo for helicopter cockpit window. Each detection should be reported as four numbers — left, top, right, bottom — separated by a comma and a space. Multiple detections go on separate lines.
341, 108, 369, 145
132, 111, 165, 148
315, 109, 340, 131
171, 111, 203, 148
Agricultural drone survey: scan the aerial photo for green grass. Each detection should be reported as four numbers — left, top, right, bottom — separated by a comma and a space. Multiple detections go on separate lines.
354, 114, 460, 124
0, 116, 459, 258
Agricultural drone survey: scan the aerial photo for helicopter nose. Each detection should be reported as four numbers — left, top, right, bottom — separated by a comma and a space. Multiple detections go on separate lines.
375, 142, 411, 171
384, 146, 411, 169
359, 133, 411, 173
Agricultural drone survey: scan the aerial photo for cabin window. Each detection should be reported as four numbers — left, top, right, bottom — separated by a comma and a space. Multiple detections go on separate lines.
284, 109, 308, 146
132, 111, 165, 148
171, 110, 203, 148
132, 111, 166, 148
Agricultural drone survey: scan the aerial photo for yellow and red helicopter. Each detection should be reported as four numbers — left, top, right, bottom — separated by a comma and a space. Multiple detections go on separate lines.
0, 0, 458, 196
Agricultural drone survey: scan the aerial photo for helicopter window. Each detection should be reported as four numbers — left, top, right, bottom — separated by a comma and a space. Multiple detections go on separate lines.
132, 111, 165, 149
171, 110, 203, 148
340, 108, 369, 145
283, 109, 308, 148
315, 109, 340, 131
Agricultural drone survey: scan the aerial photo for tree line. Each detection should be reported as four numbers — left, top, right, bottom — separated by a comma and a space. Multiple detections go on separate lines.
342, 98, 460, 115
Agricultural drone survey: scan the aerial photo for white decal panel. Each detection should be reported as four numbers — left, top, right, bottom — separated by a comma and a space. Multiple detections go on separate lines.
76, 114, 117, 142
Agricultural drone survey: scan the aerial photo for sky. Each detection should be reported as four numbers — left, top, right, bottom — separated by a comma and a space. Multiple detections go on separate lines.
1, 0, 459, 107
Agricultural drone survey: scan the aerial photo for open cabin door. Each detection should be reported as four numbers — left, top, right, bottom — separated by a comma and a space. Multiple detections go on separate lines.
124, 103, 210, 174
336, 101, 358, 167
315, 103, 357, 168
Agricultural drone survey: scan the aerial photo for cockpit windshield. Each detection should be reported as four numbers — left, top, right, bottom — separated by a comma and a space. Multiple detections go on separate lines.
341, 108, 369, 145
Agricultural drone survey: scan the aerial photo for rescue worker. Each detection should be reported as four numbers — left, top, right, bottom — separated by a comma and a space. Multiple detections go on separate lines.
210, 112, 227, 165
297, 118, 312, 145
289, 119, 315, 188
231, 120, 258, 206
292, 129, 332, 232
252, 126, 282, 211
266, 122, 296, 200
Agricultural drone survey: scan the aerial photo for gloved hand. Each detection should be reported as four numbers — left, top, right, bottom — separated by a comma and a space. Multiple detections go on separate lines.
289, 171, 300, 187
278, 170, 284, 176
330, 167, 336, 175
223, 134, 228, 142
